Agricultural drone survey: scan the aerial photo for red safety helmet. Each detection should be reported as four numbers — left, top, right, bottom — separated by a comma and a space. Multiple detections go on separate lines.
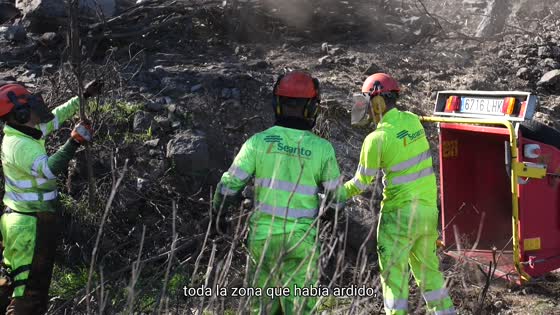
274, 71, 320, 99
362, 73, 400, 96
0, 83, 31, 117
272, 71, 321, 119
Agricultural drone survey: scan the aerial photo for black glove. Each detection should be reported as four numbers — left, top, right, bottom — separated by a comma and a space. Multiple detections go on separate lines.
211, 184, 242, 235
83, 80, 104, 99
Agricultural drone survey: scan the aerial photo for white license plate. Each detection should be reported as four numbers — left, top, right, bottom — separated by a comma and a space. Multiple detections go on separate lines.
460, 97, 504, 115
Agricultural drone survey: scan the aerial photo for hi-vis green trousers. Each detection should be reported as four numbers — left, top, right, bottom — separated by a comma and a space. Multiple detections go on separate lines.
377, 205, 455, 315
0, 211, 60, 315
247, 224, 319, 315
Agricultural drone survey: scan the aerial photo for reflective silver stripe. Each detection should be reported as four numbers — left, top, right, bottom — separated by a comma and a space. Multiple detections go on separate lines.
228, 166, 250, 181
5, 177, 33, 189
392, 167, 434, 185
322, 177, 342, 191
358, 164, 378, 176
6, 191, 58, 201
53, 116, 59, 130
423, 288, 449, 302
255, 178, 319, 195
31, 155, 48, 177
384, 298, 408, 311
434, 308, 457, 315
351, 177, 368, 191
42, 162, 56, 180
391, 150, 431, 172
5, 177, 49, 189
258, 203, 318, 218
43, 191, 57, 200
220, 186, 238, 196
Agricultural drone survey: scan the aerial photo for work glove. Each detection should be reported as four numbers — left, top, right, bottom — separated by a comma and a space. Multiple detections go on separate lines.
211, 184, 242, 235
71, 122, 94, 144
83, 79, 104, 99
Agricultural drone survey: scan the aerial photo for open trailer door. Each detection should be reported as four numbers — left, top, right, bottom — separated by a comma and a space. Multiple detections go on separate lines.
420, 90, 560, 283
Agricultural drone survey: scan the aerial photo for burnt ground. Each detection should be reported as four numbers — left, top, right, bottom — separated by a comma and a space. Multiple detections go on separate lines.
1, 0, 560, 314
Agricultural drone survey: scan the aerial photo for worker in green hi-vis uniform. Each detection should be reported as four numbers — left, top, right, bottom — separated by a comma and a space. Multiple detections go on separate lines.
213, 71, 346, 314
346, 73, 456, 315
0, 80, 101, 314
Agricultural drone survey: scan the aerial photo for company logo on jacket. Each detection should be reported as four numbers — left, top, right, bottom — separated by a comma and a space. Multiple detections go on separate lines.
396, 129, 425, 146
264, 135, 312, 158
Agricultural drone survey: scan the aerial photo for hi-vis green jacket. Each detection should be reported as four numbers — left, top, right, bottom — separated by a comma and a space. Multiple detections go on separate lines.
344, 108, 436, 211
217, 125, 346, 240
2, 97, 80, 213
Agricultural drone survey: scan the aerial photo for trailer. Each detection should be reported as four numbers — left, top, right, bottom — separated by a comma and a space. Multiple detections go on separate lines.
421, 91, 560, 283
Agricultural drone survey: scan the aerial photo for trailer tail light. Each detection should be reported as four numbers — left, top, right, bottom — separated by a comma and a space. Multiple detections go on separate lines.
445, 96, 460, 112
519, 101, 527, 117
524, 144, 541, 159
502, 97, 517, 115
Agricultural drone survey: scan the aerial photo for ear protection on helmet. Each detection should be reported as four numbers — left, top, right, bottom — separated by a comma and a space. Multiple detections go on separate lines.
304, 78, 320, 119
7, 91, 31, 124
272, 74, 285, 116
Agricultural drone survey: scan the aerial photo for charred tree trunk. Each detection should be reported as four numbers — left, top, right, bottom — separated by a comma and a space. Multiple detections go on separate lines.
475, 0, 511, 38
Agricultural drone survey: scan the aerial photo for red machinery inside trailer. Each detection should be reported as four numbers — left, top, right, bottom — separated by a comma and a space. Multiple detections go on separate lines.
422, 91, 560, 283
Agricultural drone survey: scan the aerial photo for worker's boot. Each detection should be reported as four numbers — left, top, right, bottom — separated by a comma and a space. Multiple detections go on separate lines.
6, 292, 48, 315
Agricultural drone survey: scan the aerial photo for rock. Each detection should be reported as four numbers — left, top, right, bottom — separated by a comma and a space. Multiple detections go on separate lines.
160, 77, 182, 95
133, 111, 154, 132
190, 84, 203, 93
155, 115, 172, 129
363, 62, 382, 75
38, 32, 60, 46
552, 46, 560, 58
166, 130, 209, 176
3, 25, 26, 42
328, 47, 344, 56
497, 50, 509, 58
147, 159, 165, 178
493, 300, 504, 309
538, 46, 552, 58
537, 70, 560, 88
516, 67, 529, 80
145, 100, 165, 112
144, 139, 160, 148
17, 0, 116, 29
321, 42, 329, 53
247, 60, 268, 70
527, 47, 538, 57
345, 209, 378, 262
318, 55, 332, 65
543, 58, 560, 69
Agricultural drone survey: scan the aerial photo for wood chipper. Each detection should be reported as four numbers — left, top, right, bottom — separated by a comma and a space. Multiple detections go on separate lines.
421, 91, 560, 283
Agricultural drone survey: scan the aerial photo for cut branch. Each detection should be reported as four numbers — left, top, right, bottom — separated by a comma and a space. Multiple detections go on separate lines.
68, 0, 96, 207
